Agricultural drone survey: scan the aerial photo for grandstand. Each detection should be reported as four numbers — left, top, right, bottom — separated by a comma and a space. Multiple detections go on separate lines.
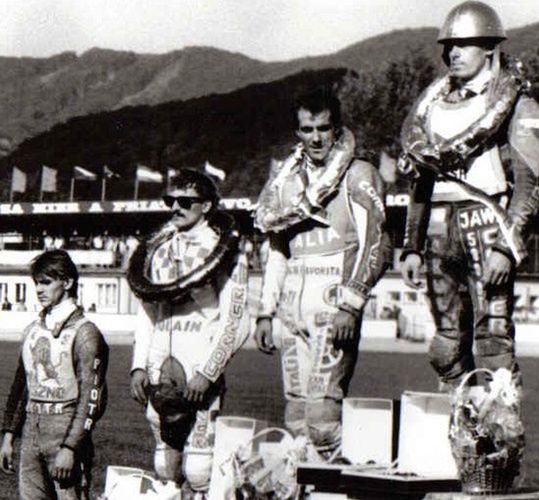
0, 196, 253, 314
0, 190, 538, 341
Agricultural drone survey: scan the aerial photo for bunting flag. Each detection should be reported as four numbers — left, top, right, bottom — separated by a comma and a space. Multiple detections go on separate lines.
101, 165, 120, 202
204, 160, 226, 181
11, 167, 27, 193
136, 164, 163, 183
167, 167, 179, 180
103, 165, 120, 179
41, 165, 57, 193
134, 164, 163, 200
73, 165, 97, 181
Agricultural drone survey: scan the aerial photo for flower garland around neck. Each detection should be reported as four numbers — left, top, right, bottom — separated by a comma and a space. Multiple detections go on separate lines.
398, 55, 530, 178
255, 126, 356, 233
127, 211, 240, 303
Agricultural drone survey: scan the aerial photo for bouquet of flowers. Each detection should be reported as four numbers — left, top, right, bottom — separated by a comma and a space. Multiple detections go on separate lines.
226, 427, 322, 499
448, 368, 525, 494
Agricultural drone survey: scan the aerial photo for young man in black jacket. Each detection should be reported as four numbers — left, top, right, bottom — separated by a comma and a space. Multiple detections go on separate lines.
0, 250, 108, 499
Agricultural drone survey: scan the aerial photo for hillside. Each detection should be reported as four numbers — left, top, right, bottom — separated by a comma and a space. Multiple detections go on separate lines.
2, 23, 538, 152
0, 45, 437, 201
0, 69, 352, 201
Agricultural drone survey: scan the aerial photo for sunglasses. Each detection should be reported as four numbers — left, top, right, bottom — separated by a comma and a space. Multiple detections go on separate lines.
162, 195, 204, 209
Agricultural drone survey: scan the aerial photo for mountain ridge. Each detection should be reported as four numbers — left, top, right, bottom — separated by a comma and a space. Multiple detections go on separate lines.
0, 23, 537, 158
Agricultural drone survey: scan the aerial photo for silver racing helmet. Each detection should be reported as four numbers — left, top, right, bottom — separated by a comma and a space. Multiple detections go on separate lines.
438, 1, 506, 43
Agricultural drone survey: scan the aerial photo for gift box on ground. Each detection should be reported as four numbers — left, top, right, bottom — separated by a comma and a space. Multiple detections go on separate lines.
298, 391, 460, 497
342, 397, 399, 466
341, 391, 459, 497
398, 391, 458, 477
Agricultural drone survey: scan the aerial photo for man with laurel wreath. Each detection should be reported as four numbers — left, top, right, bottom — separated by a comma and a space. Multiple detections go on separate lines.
254, 88, 390, 456
127, 169, 250, 497
399, 1, 539, 388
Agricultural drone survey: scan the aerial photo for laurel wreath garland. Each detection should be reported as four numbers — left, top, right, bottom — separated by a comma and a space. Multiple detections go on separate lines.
399, 55, 530, 176
127, 211, 240, 303
254, 127, 356, 233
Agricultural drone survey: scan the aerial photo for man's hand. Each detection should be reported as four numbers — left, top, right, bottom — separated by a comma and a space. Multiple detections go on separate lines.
401, 253, 423, 289
53, 447, 75, 481
130, 369, 150, 405
0, 432, 14, 474
332, 310, 359, 348
183, 373, 211, 404
254, 318, 275, 354
483, 250, 513, 288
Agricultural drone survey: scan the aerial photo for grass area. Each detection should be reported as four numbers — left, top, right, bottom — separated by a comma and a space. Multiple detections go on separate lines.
1, 341, 538, 497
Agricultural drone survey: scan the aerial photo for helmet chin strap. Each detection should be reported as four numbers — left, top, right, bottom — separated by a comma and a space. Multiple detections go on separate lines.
486, 45, 502, 100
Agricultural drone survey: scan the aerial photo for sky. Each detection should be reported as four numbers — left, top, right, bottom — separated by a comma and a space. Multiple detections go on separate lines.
1, 0, 539, 62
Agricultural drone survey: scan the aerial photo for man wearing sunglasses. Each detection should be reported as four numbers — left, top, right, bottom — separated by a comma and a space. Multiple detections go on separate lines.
127, 168, 250, 497
254, 88, 390, 457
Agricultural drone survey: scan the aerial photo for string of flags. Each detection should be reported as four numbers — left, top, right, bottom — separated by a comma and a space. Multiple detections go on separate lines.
9, 161, 227, 201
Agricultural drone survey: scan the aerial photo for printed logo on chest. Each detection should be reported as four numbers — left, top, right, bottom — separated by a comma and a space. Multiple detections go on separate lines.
459, 207, 496, 229
291, 227, 341, 250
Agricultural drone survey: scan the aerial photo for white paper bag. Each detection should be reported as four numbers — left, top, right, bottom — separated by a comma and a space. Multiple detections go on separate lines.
208, 416, 257, 500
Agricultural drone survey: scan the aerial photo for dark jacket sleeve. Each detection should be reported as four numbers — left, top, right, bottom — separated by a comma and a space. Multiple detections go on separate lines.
400, 169, 435, 261
61, 322, 109, 451
399, 81, 437, 261
493, 95, 539, 261
2, 354, 27, 437
344, 160, 392, 298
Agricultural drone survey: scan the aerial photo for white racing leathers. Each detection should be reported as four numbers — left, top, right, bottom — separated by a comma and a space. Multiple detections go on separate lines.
131, 244, 249, 492
259, 159, 389, 454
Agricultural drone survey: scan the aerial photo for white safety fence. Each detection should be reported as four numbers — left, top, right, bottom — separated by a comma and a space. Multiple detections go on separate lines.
0, 249, 115, 267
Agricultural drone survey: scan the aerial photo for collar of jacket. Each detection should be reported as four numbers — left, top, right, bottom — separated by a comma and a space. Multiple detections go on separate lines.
39, 301, 85, 338
448, 69, 492, 98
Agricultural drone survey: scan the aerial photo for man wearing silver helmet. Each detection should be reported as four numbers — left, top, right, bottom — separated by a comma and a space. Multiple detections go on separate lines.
399, 1, 539, 387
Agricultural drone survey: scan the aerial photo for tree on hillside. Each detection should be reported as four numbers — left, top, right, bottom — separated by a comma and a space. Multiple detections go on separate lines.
339, 50, 437, 161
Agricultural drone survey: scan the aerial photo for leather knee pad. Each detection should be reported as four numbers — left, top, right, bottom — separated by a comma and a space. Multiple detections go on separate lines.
475, 331, 514, 358
154, 445, 182, 482
428, 333, 474, 381
428, 334, 461, 373
305, 399, 341, 451
182, 451, 212, 492
284, 399, 307, 437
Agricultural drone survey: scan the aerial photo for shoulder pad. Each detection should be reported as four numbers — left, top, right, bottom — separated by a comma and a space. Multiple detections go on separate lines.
347, 158, 380, 181
509, 95, 539, 177
512, 95, 539, 130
